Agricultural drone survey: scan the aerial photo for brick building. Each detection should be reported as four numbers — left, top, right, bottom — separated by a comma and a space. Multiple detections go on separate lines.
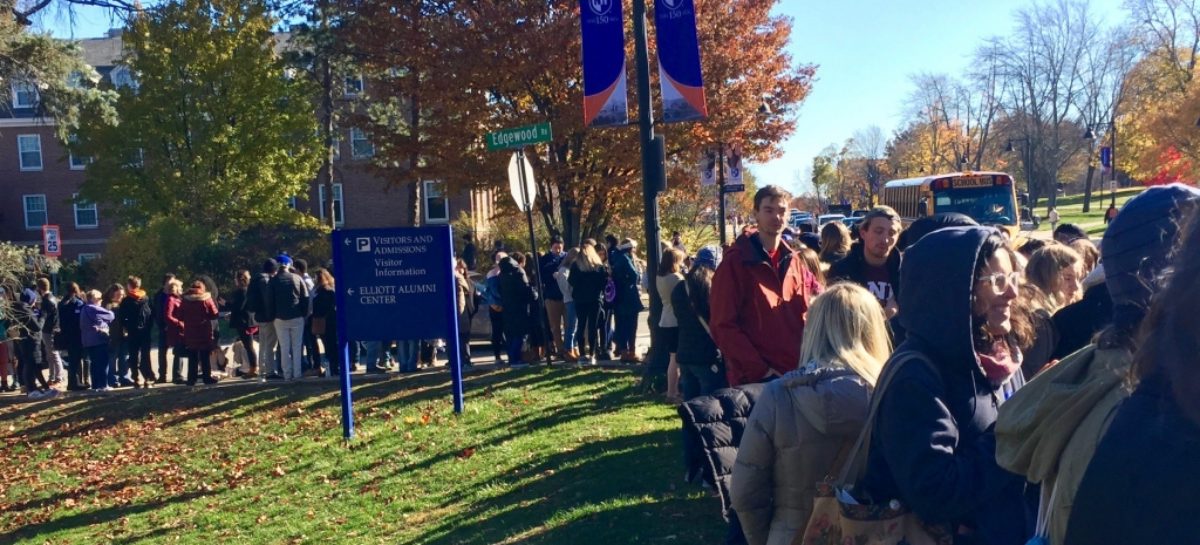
0, 31, 494, 263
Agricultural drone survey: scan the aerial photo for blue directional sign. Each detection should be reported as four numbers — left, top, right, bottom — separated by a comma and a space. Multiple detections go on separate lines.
331, 225, 465, 438
333, 226, 454, 342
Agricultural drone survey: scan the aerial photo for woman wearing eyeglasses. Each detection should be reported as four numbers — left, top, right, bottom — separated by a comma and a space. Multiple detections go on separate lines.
857, 227, 1035, 545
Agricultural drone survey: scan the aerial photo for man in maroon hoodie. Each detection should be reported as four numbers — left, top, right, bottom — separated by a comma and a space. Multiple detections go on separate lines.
711, 185, 821, 386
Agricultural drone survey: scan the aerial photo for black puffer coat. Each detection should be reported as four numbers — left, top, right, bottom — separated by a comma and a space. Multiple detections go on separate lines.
498, 257, 536, 339
678, 382, 767, 518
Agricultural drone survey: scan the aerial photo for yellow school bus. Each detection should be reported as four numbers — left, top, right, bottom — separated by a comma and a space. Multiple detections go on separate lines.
880, 171, 1020, 237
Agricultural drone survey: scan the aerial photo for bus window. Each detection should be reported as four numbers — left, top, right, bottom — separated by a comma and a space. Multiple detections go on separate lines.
933, 186, 1016, 225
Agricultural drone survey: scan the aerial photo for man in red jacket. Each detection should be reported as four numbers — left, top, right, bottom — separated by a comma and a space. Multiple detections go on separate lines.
711, 185, 821, 386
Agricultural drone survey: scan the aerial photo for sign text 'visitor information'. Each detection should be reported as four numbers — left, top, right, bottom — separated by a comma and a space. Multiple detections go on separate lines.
333, 226, 453, 342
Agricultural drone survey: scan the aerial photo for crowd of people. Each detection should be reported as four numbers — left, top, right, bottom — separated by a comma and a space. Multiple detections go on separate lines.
0, 254, 456, 398
4, 179, 1198, 544
669, 183, 1200, 545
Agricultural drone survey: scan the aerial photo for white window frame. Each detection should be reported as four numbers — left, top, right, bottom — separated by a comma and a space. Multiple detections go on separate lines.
68, 135, 90, 170
77, 253, 101, 265
318, 183, 345, 227
23, 194, 47, 230
287, 196, 299, 210
17, 134, 42, 171
110, 65, 139, 91
11, 81, 38, 108
423, 180, 449, 224
73, 193, 99, 229
344, 73, 364, 97
350, 128, 374, 158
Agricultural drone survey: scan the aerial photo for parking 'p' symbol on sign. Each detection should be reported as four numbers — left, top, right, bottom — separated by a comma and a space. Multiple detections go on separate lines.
356, 238, 371, 253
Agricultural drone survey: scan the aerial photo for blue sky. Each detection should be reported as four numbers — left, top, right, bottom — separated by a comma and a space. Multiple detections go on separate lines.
34, 0, 1128, 196
752, 0, 1127, 194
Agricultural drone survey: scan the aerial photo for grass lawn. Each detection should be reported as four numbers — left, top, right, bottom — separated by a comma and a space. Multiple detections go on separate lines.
1034, 186, 1145, 236
0, 367, 725, 544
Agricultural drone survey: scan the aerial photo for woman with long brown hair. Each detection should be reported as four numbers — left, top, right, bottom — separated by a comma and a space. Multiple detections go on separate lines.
312, 269, 340, 375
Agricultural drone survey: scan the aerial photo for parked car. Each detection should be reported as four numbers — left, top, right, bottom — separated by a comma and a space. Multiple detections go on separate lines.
818, 214, 846, 225
842, 216, 864, 230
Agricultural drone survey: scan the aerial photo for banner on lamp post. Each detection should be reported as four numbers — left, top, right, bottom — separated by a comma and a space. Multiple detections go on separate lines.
654, 0, 708, 123
700, 149, 718, 186
727, 146, 743, 186
580, 0, 628, 127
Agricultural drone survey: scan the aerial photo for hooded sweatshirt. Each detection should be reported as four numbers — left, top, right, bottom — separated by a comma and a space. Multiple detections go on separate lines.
859, 226, 1030, 545
730, 367, 871, 545
118, 288, 153, 338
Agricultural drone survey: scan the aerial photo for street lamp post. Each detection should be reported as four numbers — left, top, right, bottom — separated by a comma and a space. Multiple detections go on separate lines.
1083, 121, 1117, 208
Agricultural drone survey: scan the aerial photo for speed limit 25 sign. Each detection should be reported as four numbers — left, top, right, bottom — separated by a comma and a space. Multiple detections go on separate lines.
42, 225, 62, 257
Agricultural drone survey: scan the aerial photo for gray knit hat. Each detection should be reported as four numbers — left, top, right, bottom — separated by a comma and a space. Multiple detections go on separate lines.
1102, 183, 1200, 311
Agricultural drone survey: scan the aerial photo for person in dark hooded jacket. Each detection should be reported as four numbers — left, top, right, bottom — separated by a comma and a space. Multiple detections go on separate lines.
498, 255, 536, 366
119, 276, 156, 387
859, 227, 1033, 545
896, 212, 980, 252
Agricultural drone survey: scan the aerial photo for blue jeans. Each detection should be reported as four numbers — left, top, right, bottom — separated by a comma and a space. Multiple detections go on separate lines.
397, 340, 419, 372
87, 344, 110, 390
506, 335, 525, 365
563, 302, 578, 350
110, 340, 128, 385
614, 310, 639, 353
363, 341, 385, 371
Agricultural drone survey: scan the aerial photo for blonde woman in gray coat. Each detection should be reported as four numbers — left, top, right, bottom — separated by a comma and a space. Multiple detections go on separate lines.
729, 283, 891, 545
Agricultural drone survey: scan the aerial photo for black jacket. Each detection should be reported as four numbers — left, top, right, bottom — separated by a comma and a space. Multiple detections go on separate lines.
313, 287, 336, 322
677, 383, 767, 518
827, 241, 901, 302
671, 280, 718, 368
57, 296, 84, 349
1051, 283, 1112, 360
152, 289, 170, 329
246, 272, 273, 324
568, 262, 608, 304
39, 292, 59, 334
497, 257, 536, 337
1064, 371, 1200, 545
1021, 309, 1058, 380
539, 251, 566, 301
267, 270, 309, 321
118, 292, 153, 338
859, 227, 1031, 545
227, 287, 252, 331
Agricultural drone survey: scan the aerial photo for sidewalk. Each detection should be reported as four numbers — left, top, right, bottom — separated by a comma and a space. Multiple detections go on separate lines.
0, 310, 654, 402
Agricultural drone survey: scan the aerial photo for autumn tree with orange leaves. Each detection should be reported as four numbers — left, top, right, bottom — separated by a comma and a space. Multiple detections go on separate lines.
340, 0, 813, 244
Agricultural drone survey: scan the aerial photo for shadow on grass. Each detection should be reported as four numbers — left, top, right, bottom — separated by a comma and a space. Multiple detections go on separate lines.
410, 429, 724, 545
0, 490, 217, 544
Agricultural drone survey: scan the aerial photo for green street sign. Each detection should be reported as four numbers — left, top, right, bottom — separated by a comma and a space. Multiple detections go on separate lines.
486, 122, 552, 151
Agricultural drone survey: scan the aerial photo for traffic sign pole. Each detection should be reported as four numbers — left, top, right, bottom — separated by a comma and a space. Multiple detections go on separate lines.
442, 227, 465, 414
516, 149, 554, 367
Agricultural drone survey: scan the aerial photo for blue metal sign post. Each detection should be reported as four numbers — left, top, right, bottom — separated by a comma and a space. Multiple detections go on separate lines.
331, 225, 464, 440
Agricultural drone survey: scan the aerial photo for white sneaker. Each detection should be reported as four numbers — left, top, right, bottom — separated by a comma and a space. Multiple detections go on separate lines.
588, 356, 597, 365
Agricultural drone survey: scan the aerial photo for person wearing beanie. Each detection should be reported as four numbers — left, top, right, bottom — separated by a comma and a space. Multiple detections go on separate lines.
1065, 192, 1200, 545
996, 183, 1200, 545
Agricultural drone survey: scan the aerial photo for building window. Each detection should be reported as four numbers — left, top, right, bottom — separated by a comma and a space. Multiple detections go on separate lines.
424, 180, 449, 224
68, 135, 91, 170
74, 194, 99, 229
318, 183, 344, 227
344, 73, 364, 96
350, 128, 374, 158
23, 195, 47, 230
126, 148, 144, 168
77, 253, 101, 265
11, 81, 38, 108
18, 134, 42, 171
287, 196, 299, 210
110, 65, 138, 91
